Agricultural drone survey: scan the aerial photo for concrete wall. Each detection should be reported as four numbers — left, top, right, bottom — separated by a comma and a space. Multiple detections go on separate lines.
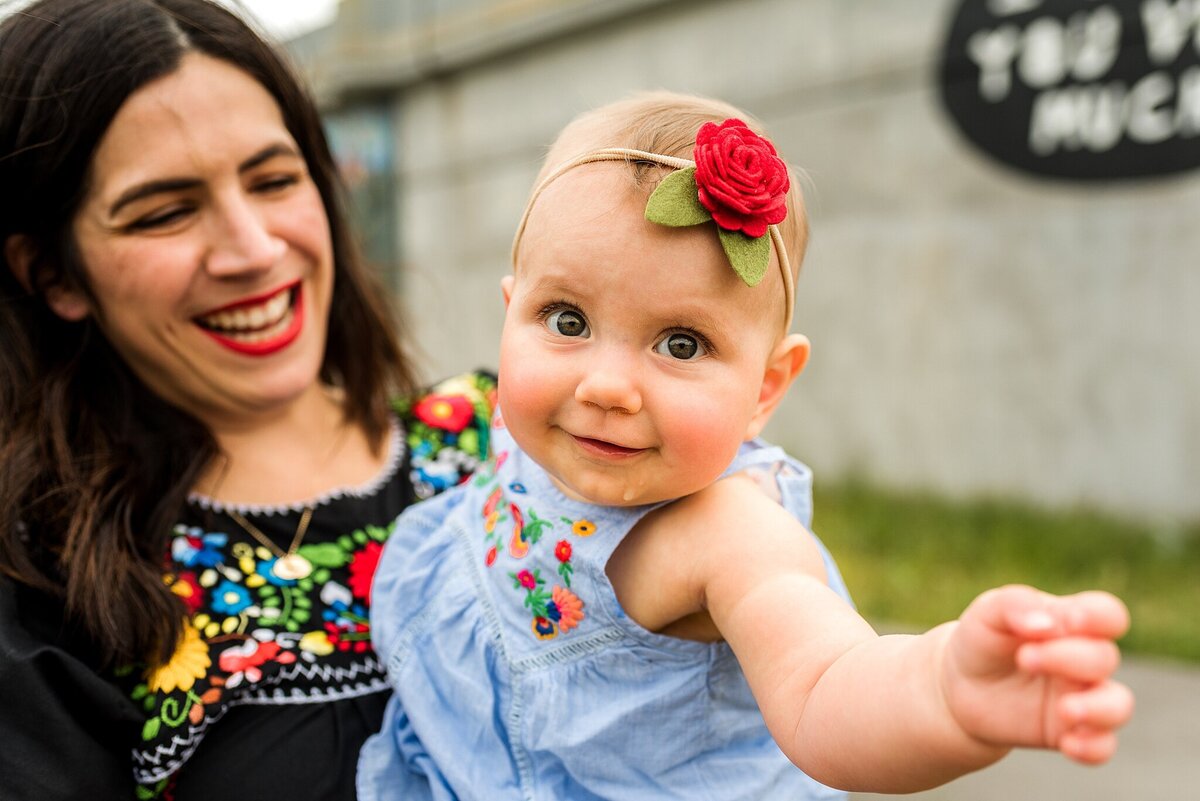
311, 0, 1200, 521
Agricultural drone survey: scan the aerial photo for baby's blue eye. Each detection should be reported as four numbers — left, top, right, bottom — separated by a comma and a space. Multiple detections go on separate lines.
655, 333, 706, 360
547, 309, 589, 338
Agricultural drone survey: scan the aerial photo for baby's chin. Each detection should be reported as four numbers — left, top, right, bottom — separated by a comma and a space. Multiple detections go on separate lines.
547, 472, 706, 508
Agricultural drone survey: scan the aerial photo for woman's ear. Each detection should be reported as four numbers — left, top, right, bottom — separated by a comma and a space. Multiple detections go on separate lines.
744, 333, 810, 441
4, 234, 90, 321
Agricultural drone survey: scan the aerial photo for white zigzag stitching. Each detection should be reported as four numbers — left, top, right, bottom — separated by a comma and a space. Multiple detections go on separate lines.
131, 657, 387, 783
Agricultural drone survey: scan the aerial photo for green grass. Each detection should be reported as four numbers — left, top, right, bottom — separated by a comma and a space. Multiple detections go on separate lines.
811, 481, 1200, 663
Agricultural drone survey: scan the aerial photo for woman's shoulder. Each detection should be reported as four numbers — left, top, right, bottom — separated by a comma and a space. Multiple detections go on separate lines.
0, 577, 141, 798
394, 371, 498, 501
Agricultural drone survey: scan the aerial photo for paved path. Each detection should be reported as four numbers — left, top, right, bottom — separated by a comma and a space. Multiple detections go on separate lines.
849, 656, 1200, 800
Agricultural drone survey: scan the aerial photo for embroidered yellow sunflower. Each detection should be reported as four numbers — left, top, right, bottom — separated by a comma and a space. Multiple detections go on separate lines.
572, 520, 596, 537
146, 622, 211, 693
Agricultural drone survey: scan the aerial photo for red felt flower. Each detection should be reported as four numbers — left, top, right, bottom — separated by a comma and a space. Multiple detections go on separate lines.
554, 540, 572, 563
348, 540, 384, 602
693, 118, 789, 239
413, 394, 474, 433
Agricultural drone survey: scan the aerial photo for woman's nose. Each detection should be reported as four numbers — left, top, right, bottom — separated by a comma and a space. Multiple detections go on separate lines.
204, 195, 287, 277
574, 349, 643, 415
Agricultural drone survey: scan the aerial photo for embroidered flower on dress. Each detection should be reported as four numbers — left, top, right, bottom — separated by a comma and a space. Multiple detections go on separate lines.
210, 579, 252, 615
172, 528, 228, 568
551, 586, 585, 632
413, 394, 475, 433
219, 638, 297, 688
515, 569, 537, 589
146, 623, 211, 693
348, 540, 383, 602
170, 571, 205, 614
571, 519, 596, 537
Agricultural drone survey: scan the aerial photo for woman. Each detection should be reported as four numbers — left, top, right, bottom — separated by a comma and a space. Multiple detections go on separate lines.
0, 1, 493, 798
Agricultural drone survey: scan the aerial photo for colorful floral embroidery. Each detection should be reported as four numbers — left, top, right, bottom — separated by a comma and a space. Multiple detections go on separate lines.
554, 540, 574, 587
413, 394, 475, 433
550, 586, 584, 632
145, 622, 210, 694
399, 373, 495, 500
481, 463, 593, 639
127, 374, 497, 798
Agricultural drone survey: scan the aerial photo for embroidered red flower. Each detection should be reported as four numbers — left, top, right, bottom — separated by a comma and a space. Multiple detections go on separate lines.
348, 540, 384, 602
485, 545, 498, 567
516, 569, 537, 589
170, 571, 205, 614
413, 394, 474, 433
693, 118, 789, 239
555, 540, 572, 563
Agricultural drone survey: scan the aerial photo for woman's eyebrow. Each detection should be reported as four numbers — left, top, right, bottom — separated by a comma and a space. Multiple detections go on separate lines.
108, 177, 200, 217
107, 142, 301, 217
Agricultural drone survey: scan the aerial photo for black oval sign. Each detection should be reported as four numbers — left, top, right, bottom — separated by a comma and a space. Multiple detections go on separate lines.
939, 0, 1200, 181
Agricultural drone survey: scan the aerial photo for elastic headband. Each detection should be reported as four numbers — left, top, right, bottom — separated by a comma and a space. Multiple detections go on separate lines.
510, 135, 795, 332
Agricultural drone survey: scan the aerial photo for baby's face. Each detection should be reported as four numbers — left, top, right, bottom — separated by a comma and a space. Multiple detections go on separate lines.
499, 164, 787, 506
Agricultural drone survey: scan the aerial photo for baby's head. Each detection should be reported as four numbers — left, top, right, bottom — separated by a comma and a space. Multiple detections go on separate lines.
499, 91, 811, 507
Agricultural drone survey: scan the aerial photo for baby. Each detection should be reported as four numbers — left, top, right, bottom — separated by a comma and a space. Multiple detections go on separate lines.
358, 92, 1132, 800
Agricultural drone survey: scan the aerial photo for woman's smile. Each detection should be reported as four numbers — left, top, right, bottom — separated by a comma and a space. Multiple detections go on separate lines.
195, 282, 304, 355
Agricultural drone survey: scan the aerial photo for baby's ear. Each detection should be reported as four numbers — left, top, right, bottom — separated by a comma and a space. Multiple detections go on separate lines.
500, 274, 515, 308
4, 234, 90, 321
744, 333, 809, 440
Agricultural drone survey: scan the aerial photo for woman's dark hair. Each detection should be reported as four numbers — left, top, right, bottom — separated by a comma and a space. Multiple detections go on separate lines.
0, 0, 417, 667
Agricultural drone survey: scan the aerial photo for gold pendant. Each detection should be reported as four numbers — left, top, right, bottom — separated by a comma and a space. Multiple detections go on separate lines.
272, 553, 313, 580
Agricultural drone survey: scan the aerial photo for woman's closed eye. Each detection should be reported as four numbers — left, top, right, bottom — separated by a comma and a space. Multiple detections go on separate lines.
250, 172, 302, 195
125, 203, 195, 232
654, 331, 709, 361
543, 306, 590, 338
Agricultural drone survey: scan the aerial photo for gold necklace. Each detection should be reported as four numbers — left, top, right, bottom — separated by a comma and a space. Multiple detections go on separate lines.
227, 506, 315, 580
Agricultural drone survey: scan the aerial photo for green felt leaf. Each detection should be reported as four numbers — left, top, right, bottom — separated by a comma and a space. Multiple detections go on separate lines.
644, 168, 711, 227
718, 228, 770, 287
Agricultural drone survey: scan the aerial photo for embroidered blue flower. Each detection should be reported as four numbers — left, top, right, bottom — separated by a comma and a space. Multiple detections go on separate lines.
172, 528, 228, 569
211, 580, 252, 615
508, 481, 527, 494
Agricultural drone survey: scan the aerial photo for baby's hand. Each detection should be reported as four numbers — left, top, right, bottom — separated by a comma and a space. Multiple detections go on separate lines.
941, 585, 1134, 764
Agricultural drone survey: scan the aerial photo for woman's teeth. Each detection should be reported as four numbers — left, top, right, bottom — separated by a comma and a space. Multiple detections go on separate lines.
198, 289, 294, 342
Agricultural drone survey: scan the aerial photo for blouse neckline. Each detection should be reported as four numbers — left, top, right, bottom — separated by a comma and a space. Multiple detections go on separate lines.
186, 415, 405, 516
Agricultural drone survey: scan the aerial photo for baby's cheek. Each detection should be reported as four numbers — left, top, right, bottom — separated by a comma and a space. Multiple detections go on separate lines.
663, 397, 746, 478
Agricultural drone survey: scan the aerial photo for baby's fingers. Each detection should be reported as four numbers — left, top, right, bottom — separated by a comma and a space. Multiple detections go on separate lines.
1058, 726, 1120, 765
1016, 637, 1121, 682
1057, 680, 1136, 731
1002, 589, 1130, 641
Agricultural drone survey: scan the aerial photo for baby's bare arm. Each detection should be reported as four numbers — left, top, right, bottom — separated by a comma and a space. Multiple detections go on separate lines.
612, 475, 1132, 793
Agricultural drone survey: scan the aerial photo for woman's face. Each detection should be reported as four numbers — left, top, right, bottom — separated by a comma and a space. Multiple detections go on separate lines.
64, 53, 335, 429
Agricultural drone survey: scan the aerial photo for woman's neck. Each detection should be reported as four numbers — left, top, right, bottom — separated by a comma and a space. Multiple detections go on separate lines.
192, 383, 387, 507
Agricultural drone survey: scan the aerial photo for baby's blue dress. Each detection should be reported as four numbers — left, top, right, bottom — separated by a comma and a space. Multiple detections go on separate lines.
358, 417, 852, 801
